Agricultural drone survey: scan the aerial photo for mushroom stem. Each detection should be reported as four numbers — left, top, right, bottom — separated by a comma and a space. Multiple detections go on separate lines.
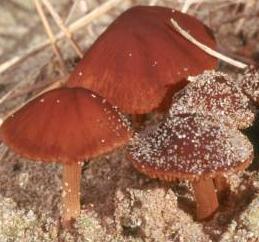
62, 162, 81, 228
192, 177, 219, 220
214, 176, 230, 202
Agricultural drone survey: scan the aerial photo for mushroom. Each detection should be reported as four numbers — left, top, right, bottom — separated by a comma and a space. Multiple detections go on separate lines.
128, 113, 253, 220
0, 87, 131, 227
67, 6, 217, 114
169, 70, 255, 129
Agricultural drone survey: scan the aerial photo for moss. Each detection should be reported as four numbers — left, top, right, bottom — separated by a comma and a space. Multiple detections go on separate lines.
0, 196, 58, 242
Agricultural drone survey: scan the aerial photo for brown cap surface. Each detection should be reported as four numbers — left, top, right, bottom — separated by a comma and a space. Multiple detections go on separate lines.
238, 65, 259, 106
128, 114, 253, 181
67, 6, 217, 114
169, 70, 255, 129
0, 87, 131, 163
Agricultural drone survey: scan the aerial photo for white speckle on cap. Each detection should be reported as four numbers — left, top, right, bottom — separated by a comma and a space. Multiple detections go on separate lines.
170, 70, 255, 130
152, 61, 158, 67
128, 113, 253, 179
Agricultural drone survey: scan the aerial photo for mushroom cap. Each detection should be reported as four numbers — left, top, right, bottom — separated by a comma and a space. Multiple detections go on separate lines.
238, 65, 259, 106
0, 87, 131, 164
128, 114, 253, 181
67, 6, 217, 114
169, 70, 255, 129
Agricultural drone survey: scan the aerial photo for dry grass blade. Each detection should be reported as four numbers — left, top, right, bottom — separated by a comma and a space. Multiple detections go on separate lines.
0, 82, 25, 105
170, 18, 248, 69
181, 0, 196, 13
34, 0, 67, 75
41, 0, 83, 58
0, 0, 123, 75
65, 0, 89, 24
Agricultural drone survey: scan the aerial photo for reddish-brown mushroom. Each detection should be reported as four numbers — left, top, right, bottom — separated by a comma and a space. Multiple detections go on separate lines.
0, 87, 131, 227
128, 114, 253, 220
169, 70, 255, 129
67, 6, 217, 114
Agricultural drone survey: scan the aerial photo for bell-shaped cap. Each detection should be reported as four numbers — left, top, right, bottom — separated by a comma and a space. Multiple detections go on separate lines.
0, 87, 131, 163
128, 114, 253, 181
67, 6, 217, 114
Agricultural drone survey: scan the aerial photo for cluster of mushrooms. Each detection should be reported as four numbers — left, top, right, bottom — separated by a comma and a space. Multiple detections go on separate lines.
1, 5, 259, 228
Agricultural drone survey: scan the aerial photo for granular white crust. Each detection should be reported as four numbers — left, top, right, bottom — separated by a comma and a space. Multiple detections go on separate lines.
238, 66, 259, 105
169, 70, 255, 129
128, 114, 253, 181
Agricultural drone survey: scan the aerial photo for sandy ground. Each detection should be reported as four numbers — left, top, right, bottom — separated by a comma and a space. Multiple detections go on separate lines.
1, 0, 259, 241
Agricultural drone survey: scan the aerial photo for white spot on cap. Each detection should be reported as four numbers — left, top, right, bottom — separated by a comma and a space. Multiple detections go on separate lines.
152, 61, 158, 67
40, 99, 45, 103
56, 99, 60, 103
78, 71, 83, 76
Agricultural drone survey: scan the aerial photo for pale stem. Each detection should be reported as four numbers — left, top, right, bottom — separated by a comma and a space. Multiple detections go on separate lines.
192, 177, 219, 220
62, 162, 82, 228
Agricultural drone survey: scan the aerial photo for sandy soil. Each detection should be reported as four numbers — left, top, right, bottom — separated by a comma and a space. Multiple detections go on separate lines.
1, 0, 259, 241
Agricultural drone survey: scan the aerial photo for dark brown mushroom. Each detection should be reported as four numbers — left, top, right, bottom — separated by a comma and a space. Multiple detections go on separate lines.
169, 70, 255, 129
0, 87, 131, 227
67, 6, 217, 114
128, 113, 253, 220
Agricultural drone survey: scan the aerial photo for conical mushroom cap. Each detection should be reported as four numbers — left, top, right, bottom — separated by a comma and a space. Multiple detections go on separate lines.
67, 6, 217, 114
0, 87, 131, 163
169, 70, 255, 129
128, 114, 253, 181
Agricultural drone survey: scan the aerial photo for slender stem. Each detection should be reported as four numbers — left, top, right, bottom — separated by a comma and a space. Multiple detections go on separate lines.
62, 162, 81, 228
170, 18, 247, 69
192, 177, 219, 220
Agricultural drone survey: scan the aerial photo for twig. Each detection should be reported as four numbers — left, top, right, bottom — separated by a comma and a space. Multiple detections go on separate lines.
0, 82, 25, 105
234, 0, 255, 34
8, 79, 61, 100
170, 18, 247, 69
34, 0, 67, 74
149, 0, 159, 5
0, 0, 123, 75
181, 0, 196, 13
41, 0, 84, 58
0, 145, 9, 162
65, 0, 89, 24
